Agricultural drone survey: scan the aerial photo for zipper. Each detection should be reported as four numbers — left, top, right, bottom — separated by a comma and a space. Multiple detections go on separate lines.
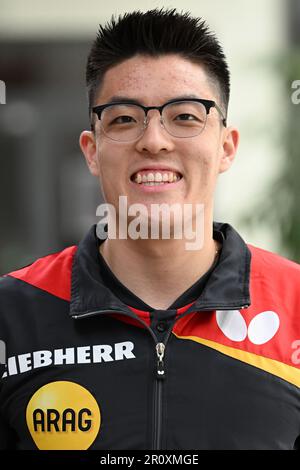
156, 342, 165, 379
73, 308, 169, 450
72, 304, 249, 450
152, 321, 178, 450
153, 342, 165, 450
151, 303, 250, 450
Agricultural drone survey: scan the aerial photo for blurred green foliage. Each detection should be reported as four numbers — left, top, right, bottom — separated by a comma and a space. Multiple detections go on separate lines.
241, 50, 300, 263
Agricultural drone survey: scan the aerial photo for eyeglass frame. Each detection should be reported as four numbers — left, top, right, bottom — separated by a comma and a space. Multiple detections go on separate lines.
91, 98, 227, 139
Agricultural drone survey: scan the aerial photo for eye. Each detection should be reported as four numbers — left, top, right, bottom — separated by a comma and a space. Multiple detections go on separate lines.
111, 115, 137, 124
174, 113, 198, 121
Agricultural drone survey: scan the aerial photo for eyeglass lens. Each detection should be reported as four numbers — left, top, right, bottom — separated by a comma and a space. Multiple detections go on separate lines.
99, 101, 208, 141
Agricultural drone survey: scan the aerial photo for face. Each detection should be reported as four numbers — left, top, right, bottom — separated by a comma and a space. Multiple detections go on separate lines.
80, 54, 239, 225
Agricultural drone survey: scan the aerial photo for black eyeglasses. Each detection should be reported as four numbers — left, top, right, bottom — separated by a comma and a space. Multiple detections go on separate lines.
92, 98, 227, 142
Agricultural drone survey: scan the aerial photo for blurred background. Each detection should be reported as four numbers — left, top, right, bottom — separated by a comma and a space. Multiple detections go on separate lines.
0, 0, 299, 274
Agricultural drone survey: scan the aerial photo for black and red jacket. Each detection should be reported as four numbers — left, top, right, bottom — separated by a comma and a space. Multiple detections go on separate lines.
0, 222, 300, 450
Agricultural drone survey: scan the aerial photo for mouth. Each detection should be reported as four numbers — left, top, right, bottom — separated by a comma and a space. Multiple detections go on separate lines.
130, 169, 183, 186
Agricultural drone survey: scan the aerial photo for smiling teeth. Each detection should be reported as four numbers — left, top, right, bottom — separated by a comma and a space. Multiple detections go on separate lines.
134, 171, 181, 184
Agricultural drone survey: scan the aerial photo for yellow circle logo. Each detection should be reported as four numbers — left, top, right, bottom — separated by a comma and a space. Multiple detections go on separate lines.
26, 381, 101, 450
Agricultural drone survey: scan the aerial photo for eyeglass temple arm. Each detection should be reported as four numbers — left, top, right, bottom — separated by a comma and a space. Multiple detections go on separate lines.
211, 102, 227, 127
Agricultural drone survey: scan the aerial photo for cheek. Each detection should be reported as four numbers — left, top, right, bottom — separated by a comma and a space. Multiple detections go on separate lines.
97, 144, 128, 200
185, 144, 218, 187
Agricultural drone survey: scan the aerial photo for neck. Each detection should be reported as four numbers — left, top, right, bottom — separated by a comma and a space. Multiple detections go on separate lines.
99, 215, 221, 310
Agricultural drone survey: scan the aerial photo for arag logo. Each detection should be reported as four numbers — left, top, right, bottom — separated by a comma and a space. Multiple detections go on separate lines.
26, 381, 101, 449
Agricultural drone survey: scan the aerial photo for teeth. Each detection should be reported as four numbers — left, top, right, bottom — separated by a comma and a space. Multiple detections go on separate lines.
133, 171, 181, 184
168, 173, 179, 182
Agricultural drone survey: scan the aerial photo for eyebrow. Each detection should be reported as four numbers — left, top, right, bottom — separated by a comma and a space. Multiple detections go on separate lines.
106, 94, 202, 105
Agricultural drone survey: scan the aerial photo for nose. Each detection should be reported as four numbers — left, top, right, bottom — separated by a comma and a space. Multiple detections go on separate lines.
135, 110, 175, 155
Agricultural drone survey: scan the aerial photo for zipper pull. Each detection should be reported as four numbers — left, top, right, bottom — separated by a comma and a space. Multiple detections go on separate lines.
156, 342, 165, 379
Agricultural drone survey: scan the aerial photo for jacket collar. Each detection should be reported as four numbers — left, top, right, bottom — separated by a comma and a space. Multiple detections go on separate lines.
70, 223, 251, 318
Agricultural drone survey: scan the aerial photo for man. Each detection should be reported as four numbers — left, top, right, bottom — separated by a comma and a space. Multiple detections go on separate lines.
0, 8, 300, 450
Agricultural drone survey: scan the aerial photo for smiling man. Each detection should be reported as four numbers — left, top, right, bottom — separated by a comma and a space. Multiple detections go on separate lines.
0, 8, 300, 451
80, 52, 236, 309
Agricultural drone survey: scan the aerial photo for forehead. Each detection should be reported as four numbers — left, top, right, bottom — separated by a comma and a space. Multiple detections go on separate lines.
96, 54, 218, 105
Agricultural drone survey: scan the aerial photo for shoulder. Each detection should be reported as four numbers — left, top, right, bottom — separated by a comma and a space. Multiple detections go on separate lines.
0, 245, 77, 302
248, 244, 300, 275
247, 244, 300, 302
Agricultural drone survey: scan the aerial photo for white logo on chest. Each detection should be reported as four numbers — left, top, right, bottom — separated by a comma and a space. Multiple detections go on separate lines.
216, 310, 280, 344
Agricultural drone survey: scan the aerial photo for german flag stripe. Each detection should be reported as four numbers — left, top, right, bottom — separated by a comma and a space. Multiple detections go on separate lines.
173, 332, 300, 388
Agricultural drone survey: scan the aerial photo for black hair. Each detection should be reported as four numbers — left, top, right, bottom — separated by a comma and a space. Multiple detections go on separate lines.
86, 8, 230, 129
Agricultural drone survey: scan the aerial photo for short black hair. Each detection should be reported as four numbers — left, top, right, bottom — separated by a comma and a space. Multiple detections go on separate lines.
86, 8, 230, 129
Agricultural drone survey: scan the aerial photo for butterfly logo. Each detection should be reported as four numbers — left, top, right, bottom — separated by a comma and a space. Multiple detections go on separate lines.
216, 310, 280, 345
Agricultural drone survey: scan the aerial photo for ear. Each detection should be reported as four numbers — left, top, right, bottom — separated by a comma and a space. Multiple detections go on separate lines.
79, 130, 100, 177
218, 126, 239, 174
